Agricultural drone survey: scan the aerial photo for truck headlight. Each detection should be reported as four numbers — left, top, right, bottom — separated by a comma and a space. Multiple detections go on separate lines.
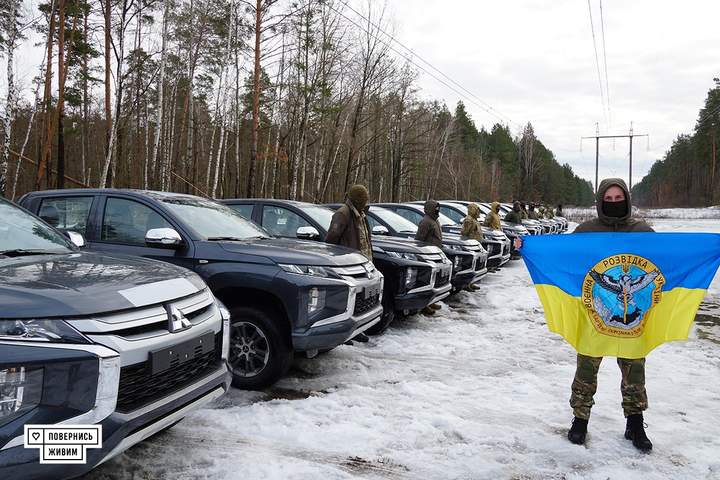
387, 251, 419, 261
0, 366, 43, 426
0, 319, 89, 344
279, 264, 340, 279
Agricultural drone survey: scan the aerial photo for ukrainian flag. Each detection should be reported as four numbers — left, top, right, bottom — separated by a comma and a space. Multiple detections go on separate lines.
521, 233, 720, 358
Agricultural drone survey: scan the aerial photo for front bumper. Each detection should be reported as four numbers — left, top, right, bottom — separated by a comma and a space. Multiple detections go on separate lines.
395, 263, 453, 312
0, 364, 230, 480
484, 239, 511, 269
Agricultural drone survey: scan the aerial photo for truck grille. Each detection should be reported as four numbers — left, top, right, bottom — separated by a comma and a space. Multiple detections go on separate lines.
436, 269, 451, 286
354, 293, 380, 316
116, 333, 222, 413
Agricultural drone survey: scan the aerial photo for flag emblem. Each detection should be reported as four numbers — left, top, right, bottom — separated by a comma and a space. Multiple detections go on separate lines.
582, 254, 665, 338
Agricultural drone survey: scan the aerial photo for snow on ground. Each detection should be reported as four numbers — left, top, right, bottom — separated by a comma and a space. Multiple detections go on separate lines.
86, 219, 720, 480
566, 206, 720, 223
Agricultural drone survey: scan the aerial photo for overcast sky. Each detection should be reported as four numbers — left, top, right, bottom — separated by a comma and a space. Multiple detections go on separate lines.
381, 0, 719, 188
5, 0, 719, 189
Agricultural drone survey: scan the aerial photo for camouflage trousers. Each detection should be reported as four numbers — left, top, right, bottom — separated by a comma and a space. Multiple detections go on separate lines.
570, 353, 648, 420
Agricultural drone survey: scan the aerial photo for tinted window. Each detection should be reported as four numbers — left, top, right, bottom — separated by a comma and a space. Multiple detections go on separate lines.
227, 204, 254, 220
0, 200, 72, 255
39, 196, 93, 236
366, 215, 380, 230
262, 206, 312, 237
102, 198, 172, 246
440, 206, 464, 223
299, 206, 335, 231
394, 207, 423, 224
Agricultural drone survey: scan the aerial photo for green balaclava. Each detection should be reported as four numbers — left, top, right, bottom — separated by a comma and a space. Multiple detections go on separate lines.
348, 184, 369, 211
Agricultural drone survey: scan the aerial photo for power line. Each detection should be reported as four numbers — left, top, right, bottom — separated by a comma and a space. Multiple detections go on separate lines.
587, 0, 608, 127
334, 0, 519, 128
696, 102, 720, 129
599, 0, 611, 128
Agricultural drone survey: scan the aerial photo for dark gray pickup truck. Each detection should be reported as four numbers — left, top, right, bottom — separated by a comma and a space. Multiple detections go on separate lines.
19, 189, 384, 390
0, 196, 231, 480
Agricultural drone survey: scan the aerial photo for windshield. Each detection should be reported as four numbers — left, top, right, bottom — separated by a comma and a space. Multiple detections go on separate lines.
162, 197, 270, 240
300, 205, 335, 231
437, 211, 457, 227
0, 200, 73, 256
369, 206, 418, 233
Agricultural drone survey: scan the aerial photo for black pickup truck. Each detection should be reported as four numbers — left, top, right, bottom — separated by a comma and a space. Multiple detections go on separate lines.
19, 189, 384, 389
220, 199, 453, 329
368, 203, 493, 278
435, 201, 523, 261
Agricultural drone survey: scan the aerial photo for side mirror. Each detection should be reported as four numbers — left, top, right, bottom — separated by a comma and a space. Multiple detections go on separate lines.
372, 225, 389, 235
145, 228, 184, 249
66, 231, 85, 248
296, 226, 320, 240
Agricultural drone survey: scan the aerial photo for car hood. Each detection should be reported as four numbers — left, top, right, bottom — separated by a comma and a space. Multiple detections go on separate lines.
372, 236, 442, 255
0, 251, 206, 319
218, 237, 368, 267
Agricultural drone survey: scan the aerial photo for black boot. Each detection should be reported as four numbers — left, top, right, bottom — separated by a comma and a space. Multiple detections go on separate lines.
567, 417, 588, 445
625, 414, 652, 452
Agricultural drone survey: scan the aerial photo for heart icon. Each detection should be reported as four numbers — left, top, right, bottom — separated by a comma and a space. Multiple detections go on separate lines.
32, 432, 40, 441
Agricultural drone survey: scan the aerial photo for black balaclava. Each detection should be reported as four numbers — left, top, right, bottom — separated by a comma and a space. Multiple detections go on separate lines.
602, 200, 628, 218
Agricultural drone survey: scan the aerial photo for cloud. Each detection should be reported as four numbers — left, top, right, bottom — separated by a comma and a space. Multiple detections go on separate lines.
386, 0, 720, 186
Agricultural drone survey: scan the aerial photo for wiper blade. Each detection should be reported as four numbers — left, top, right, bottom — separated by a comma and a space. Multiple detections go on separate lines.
206, 236, 245, 241
0, 249, 59, 257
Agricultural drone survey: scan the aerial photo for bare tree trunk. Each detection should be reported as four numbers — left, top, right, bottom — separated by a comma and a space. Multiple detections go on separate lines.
56, 0, 66, 189
81, 6, 89, 185
36, 0, 57, 190
103, 0, 112, 186
0, 0, 20, 196
149, 0, 170, 189
247, 0, 262, 197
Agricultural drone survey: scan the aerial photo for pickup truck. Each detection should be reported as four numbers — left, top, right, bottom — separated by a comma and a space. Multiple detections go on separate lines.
19, 190, 384, 389
1, 196, 230, 480
220, 199, 453, 329
435, 201, 527, 260
371, 202, 504, 272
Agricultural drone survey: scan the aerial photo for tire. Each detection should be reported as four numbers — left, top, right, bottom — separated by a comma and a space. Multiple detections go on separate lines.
228, 306, 293, 390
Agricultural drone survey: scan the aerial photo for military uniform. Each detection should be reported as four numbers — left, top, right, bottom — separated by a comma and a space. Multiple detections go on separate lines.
483, 202, 502, 230
505, 201, 523, 224
460, 203, 483, 240
570, 178, 653, 420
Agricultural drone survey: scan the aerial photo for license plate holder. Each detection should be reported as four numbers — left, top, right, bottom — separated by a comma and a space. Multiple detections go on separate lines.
150, 331, 215, 375
363, 284, 380, 300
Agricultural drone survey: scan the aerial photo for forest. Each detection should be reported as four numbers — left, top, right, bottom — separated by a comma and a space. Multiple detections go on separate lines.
633, 78, 720, 207
0, 0, 594, 206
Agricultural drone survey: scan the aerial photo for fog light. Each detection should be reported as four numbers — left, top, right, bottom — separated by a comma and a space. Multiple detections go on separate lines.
218, 302, 231, 361
453, 256, 461, 269
405, 267, 418, 289
308, 288, 326, 316
0, 366, 43, 426
87, 356, 120, 424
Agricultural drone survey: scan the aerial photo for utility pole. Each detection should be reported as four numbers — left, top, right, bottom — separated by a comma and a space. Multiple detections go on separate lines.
582, 122, 649, 193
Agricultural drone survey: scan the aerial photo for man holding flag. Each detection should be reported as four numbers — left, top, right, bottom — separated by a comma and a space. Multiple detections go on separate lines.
518, 177, 720, 452
569, 178, 653, 451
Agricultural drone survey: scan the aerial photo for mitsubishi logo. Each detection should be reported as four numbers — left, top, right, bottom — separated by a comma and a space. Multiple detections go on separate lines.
166, 305, 192, 333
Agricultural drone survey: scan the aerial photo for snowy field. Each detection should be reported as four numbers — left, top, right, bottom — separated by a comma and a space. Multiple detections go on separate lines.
86, 218, 720, 480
